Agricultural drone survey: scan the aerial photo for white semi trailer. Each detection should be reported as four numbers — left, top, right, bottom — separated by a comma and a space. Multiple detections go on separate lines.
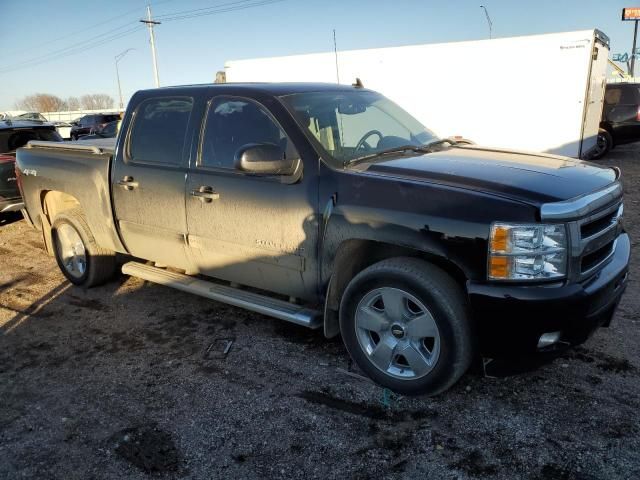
225, 30, 609, 159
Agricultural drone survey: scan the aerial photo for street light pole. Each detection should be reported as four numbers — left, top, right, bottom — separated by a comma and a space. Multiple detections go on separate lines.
140, 5, 161, 87
115, 48, 135, 111
480, 5, 493, 40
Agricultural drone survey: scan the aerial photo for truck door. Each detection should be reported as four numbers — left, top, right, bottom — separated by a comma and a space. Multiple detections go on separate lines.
185, 95, 318, 301
111, 95, 196, 271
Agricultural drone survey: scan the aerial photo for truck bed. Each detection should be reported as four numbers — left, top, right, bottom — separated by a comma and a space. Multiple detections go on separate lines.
16, 139, 126, 253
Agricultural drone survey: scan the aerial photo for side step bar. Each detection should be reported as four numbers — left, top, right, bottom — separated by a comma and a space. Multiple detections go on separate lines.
122, 261, 323, 329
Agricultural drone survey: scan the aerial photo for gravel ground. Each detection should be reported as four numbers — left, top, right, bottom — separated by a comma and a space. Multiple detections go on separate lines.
0, 146, 638, 480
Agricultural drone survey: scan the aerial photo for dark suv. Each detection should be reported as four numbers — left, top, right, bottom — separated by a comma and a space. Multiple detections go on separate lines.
594, 82, 640, 159
1, 119, 61, 215
70, 113, 120, 140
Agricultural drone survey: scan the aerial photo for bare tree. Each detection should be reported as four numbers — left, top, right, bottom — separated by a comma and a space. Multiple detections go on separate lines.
15, 93, 65, 112
66, 96, 81, 111
80, 94, 115, 110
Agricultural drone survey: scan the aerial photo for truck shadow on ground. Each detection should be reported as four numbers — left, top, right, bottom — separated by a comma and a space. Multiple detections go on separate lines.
0, 211, 23, 227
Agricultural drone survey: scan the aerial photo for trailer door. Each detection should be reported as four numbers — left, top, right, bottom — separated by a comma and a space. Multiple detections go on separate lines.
580, 36, 609, 158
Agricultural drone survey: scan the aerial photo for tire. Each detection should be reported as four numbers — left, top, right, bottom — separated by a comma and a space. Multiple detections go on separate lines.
52, 208, 117, 287
339, 257, 473, 396
590, 128, 612, 160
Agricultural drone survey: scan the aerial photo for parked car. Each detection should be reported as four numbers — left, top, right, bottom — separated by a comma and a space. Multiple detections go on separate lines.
16, 83, 629, 396
593, 82, 640, 159
1, 119, 62, 215
15, 112, 48, 122
70, 113, 120, 140
78, 120, 119, 140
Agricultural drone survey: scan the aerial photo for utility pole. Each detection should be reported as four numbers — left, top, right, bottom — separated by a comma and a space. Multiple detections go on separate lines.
140, 5, 161, 87
632, 20, 639, 77
115, 48, 135, 111
480, 5, 493, 40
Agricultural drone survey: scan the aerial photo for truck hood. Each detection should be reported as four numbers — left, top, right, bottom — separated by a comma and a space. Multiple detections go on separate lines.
360, 146, 618, 205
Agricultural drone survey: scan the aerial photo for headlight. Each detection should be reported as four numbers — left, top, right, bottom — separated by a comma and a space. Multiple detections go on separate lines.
488, 223, 567, 281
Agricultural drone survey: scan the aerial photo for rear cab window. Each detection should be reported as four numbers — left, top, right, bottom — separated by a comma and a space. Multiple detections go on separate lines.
127, 97, 194, 165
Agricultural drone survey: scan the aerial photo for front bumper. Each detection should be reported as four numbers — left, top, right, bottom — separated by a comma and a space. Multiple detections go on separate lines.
468, 233, 630, 358
0, 197, 24, 213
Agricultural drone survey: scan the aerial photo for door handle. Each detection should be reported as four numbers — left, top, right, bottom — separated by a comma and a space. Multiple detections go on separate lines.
117, 176, 139, 190
191, 186, 220, 203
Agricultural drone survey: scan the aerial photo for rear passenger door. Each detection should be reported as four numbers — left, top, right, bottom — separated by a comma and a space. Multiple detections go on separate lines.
185, 95, 319, 300
112, 95, 196, 271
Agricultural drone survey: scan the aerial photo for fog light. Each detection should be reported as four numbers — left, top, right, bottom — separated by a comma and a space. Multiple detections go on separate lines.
537, 331, 561, 349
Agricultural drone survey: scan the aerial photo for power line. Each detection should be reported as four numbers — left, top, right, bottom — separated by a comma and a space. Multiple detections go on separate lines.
0, 0, 288, 76
157, 0, 286, 22
2, 0, 179, 60
0, 25, 144, 75
154, 0, 258, 19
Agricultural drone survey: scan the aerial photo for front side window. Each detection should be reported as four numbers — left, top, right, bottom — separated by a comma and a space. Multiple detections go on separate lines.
281, 90, 437, 165
200, 97, 291, 170
100, 122, 118, 136
128, 97, 193, 165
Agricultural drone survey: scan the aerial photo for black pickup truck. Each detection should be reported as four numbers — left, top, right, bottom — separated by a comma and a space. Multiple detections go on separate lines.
16, 83, 630, 395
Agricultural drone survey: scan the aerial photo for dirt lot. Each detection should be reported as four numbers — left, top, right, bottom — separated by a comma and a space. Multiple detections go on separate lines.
1, 147, 638, 480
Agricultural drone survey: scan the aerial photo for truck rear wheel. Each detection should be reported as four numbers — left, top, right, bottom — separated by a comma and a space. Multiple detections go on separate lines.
339, 258, 473, 396
52, 208, 117, 287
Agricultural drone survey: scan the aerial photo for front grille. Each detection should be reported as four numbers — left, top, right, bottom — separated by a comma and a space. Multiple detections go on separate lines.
581, 240, 615, 273
576, 201, 622, 276
542, 182, 623, 281
580, 208, 619, 239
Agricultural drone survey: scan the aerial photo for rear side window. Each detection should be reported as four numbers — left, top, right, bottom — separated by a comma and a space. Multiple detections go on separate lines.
605, 86, 640, 105
0, 128, 62, 153
200, 97, 290, 169
99, 114, 120, 123
128, 97, 193, 165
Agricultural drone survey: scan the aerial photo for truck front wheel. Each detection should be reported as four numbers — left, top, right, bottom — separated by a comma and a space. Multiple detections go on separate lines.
52, 208, 117, 287
339, 258, 473, 396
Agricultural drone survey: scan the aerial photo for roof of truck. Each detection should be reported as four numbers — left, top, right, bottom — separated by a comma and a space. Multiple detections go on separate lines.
0, 119, 57, 130
157, 82, 368, 96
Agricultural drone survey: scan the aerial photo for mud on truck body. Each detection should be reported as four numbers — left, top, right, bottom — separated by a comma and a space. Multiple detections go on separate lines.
16, 83, 630, 395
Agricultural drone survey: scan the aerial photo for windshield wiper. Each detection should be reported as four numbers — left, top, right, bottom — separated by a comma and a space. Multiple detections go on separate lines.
346, 138, 456, 167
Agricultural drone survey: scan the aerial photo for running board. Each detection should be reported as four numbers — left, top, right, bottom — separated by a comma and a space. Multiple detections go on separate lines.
122, 262, 323, 329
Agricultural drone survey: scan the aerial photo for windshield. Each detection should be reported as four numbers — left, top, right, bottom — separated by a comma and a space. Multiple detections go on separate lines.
281, 90, 437, 166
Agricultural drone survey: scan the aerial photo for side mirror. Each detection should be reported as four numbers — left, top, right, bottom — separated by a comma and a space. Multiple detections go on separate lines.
235, 143, 298, 175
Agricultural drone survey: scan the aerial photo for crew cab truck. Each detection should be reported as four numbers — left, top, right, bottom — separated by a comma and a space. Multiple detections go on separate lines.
16, 83, 630, 396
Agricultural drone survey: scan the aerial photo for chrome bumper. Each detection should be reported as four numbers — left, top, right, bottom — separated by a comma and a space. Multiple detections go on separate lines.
0, 201, 25, 213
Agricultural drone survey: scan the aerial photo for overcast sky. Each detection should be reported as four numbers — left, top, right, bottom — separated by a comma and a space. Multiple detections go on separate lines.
0, 0, 635, 111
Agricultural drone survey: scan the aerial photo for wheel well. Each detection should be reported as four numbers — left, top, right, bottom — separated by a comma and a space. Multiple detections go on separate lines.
39, 191, 81, 255
323, 239, 468, 338
41, 191, 81, 221
599, 122, 613, 135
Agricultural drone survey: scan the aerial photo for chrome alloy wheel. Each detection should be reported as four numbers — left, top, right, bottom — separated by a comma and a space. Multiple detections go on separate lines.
354, 287, 440, 380
55, 223, 87, 279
